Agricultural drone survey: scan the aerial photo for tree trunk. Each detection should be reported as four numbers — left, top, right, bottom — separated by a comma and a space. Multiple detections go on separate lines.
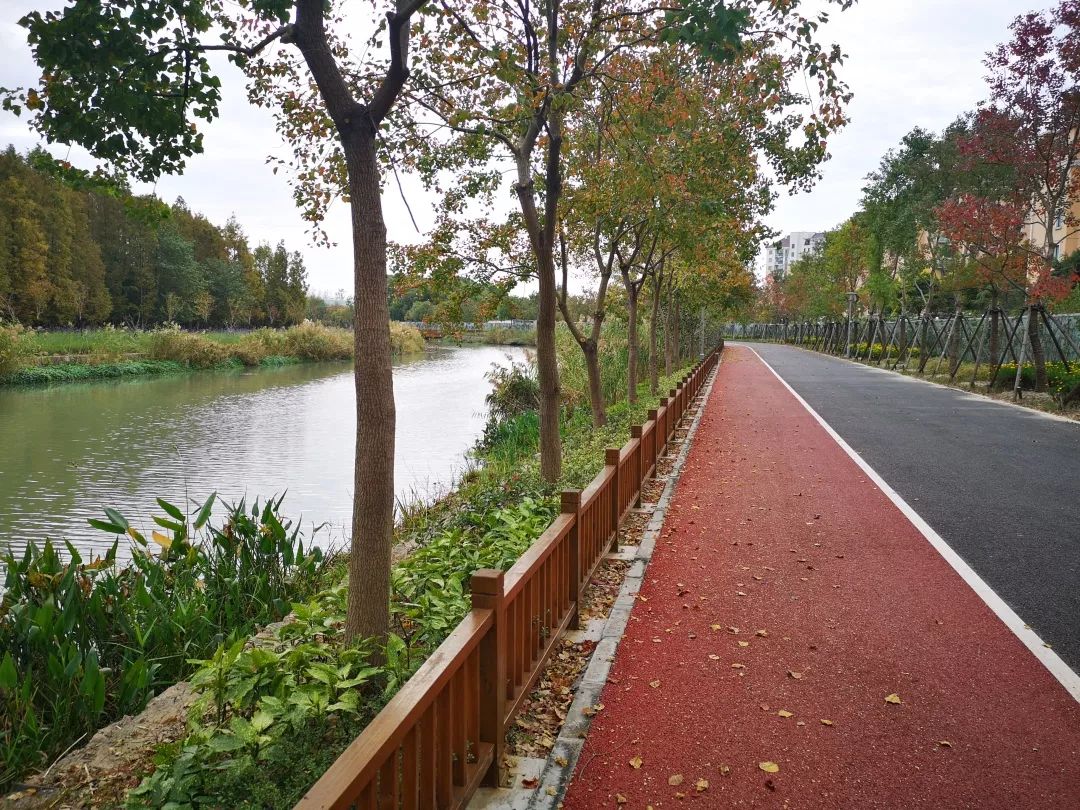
648, 275, 661, 395
583, 339, 606, 427
947, 299, 963, 376
342, 127, 395, 646
535, 245, 562, 481
663, 292, 674, 376
1028, 303, 1048, 391
626, 285, 639, 405
673, 298, 681, 364
989, 290, 1000, 367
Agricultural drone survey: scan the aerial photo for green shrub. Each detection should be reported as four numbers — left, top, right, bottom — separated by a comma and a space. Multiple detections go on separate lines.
4, 360, 188, 385
994, 361, 1080, 396
230, 334, 271, 367
484, 327, 536, 346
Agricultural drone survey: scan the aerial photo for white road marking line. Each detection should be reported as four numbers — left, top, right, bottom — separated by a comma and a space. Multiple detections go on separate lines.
745, 345, 1080, 703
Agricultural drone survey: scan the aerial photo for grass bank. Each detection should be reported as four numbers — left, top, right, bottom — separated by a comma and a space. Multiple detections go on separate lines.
0, 322, 426, 387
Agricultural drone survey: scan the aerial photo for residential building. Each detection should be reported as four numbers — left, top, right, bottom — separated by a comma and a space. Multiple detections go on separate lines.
764, 231, 826, 277
1024, 195, 1080, 262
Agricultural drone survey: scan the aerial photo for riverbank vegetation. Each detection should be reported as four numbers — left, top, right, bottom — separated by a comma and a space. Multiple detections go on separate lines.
0, 495, 336, 793
0, 322, 425, 386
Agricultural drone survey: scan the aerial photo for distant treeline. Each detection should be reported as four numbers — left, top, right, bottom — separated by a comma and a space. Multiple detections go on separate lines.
0, 146, 308, 328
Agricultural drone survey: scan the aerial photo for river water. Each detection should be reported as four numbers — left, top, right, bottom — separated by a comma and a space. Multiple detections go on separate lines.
0, 345, 523, 561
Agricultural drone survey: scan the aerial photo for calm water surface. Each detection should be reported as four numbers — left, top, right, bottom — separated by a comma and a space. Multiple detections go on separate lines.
0, 345, 523, 559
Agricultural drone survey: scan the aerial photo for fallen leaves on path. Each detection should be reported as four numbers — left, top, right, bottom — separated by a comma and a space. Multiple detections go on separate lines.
630, 756, 643, 769
668, 774, 684, 786
759, 761, 780, 774
885, 693, 902, 705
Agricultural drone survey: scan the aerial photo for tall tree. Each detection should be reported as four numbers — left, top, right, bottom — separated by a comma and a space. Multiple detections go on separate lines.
962, 0, 1080, 388
8, 0, 430, 645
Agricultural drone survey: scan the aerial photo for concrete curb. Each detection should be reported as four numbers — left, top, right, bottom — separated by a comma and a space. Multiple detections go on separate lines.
523, 357, 722, 809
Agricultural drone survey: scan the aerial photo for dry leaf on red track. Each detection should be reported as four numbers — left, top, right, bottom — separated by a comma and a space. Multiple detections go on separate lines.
885, 693, 902, 704
668, 774, 684, 786
759, 761, 780, 774
629, 756, 643, 769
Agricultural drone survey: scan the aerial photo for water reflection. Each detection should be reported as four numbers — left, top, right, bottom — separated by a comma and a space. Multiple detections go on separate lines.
0, 345, 523, 559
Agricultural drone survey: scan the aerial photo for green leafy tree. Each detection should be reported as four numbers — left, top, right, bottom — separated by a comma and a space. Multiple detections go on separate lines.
156, 225, 205, 324
5, 0, 434, 642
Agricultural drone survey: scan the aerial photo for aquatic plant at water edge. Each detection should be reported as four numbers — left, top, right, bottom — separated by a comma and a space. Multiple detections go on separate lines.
0, 494, 332, 792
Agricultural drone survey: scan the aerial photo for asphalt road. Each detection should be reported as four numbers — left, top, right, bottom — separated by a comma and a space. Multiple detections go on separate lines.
745, 342, 1080, 674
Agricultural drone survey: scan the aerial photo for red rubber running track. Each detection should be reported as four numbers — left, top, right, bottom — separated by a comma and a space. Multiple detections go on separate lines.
562, 345, 1080, 809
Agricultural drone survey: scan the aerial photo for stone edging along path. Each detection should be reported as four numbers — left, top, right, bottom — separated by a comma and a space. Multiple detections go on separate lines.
501, 356, 721, 810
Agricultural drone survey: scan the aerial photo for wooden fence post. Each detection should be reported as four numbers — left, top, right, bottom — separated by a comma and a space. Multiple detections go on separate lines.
471, 569, 506, 788
647, 408, 659, 471
606, 448, 621, 531
630, 425, 643, 506
658, 397, 669, 449
561, 490, 582, 630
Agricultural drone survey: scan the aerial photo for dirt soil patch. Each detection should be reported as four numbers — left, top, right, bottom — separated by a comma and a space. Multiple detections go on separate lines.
581, 559, 632, 622
618, 511, 650, 546
640, 478, 666, 504
506, 637, 598, 764
654, 456, 676, 478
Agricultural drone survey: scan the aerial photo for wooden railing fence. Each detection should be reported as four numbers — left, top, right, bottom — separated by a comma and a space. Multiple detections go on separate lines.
296, 348, 721, 810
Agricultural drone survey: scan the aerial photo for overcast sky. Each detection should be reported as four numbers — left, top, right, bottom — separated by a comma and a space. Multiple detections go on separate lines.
0, 0, 1046, 295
